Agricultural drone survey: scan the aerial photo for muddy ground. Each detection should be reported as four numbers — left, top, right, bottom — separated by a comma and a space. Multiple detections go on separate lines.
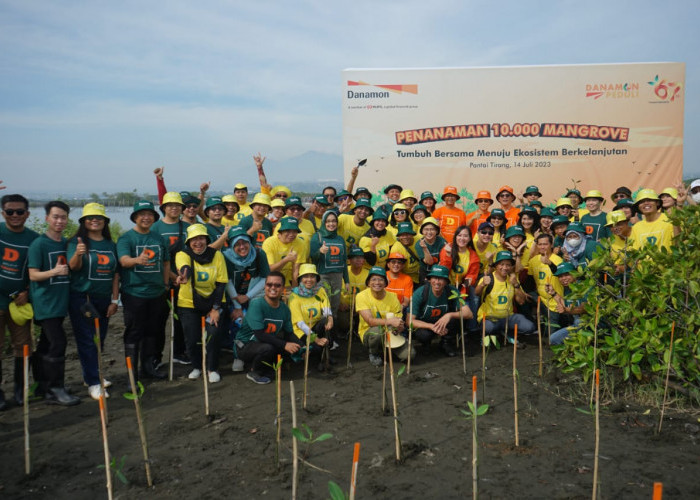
1, 312, 699, 499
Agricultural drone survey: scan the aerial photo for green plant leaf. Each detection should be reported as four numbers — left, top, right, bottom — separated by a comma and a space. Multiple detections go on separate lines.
291, 427, 308, 442
397, 365, 406, 377
328, 480, 348, 500
315, 433, 333, 442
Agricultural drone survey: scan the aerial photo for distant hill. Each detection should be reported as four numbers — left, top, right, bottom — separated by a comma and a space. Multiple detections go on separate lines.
265, 151, 344, 191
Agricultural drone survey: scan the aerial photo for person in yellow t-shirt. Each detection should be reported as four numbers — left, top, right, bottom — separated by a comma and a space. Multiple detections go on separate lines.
473, 221, 499, 275
628, 189, 676, 250
355, 267, 414, 366
359, 207, 395, 271
527, 233, 565, 336
474, 251, 535, 347
338, 199, 372, 250
261, 218, 308, 288
174, 224, 229, 383
338, 246, 368, 334
287, 265, 331, 362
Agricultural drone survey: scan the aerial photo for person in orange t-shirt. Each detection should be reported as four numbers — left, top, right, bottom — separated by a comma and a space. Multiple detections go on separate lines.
495, 185, 520, 228
385, 253, 413, 308
431, 186, 467, 244
466, 190, 493, 237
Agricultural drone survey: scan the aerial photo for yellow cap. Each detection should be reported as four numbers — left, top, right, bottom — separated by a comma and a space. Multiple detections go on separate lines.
80, 203, 109, 222
584, 190, 604, 200
222, 194, 238, 204
634, 189, 660, 204
398, 189, 417, 202
298, 263, 319, 278
250, 193, 271, 207
660, 187, 678, 200
234, 183, 248, 190
420, 217, 440, 233
162, 192, 184, 206
605, 210, 627, 226
556, 197, 573, 208
271, 199, 286, 209
391, 203, 407, 212
270, 185, 292, 198
185, 223, 210, 243
9, 302, 33, 326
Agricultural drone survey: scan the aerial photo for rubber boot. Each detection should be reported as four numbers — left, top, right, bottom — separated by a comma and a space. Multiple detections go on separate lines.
30, 352, 45, 397
14, 357, 24, 406
44, 356, 80, 406
0, 360, 7, 411
140, 338, 165, 380
125, 343, 139, 384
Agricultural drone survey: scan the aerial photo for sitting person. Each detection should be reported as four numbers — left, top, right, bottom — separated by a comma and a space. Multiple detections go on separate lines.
355, 267, 414, 366
409, 265, 472, 357
546, 263, 586, 345
385, 252, 413, 309
337, 246, 368, 335
288, 264, 331, 365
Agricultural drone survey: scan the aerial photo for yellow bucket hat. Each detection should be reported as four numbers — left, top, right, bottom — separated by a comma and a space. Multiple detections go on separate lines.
185, 223, 210, 244
9, 301, 34, 326
80, 203, 109, 222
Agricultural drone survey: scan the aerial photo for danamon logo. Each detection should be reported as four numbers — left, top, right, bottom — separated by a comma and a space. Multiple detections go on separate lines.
347, 81, 418, 99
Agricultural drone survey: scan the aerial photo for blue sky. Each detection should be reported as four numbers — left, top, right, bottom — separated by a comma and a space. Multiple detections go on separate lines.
1, 0, 698, 194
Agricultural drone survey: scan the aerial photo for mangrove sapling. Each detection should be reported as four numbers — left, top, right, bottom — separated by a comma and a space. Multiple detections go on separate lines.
125, 357, 153, 487
97, 455, 129, 485
513, 324, 520, 447
263, 355, 284, 469
303, 329, 312, 409
459, 376, 488, 500
658, 321, 676, 434
201, 317, 209, 417
589, 304, 600, 408
97, 395, 113, 500
346, 288, 356, 369
592, 369, 601, 500
537, 296, 542, 377
449, 290, 469, 375
291, 424, 333, 461
290, 381, 298, 500
329, 481, 350, 500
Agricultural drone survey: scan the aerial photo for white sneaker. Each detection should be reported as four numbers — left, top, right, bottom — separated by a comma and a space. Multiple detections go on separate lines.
232, 359, 244, 372
188, 369, 202, 380
103, 379, 112, 388
88, 384, 109, 400
208, 371, 221, 383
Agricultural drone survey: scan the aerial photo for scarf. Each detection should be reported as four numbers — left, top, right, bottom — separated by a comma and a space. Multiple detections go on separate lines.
185, 245, 217, 265
318, 211, 338, 239
292, 281, 322, 298
563, 232, 586, 267
222, 235, 257, 268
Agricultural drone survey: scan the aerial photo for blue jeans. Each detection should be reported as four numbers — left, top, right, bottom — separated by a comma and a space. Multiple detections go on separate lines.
68, 292, 111, 386
481, 314, 536, 339
550, 316, 581, 345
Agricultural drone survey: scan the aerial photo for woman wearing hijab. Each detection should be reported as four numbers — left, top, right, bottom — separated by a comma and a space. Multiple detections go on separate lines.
175, 224, 229, 383
67, 203, 119, 400
310, 211, 348, 323
288, 264, 331, 364
359, 207, 395, 270
561, 222, 600, 270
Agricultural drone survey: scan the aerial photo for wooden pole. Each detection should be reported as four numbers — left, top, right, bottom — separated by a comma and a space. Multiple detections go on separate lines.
386, 333, 401, 463
23, 344, 30, 475
658, 322, 675, 434
481, 316, 486, 402
537, 296, 543, 377
98, 395, 113, 500
346, 289, 356, 368
349, 442, 360, 500
590, 304, 600, 407
513, 324, 519, 447
126, 357, 153, 487
303, 330, 311, 409
93, 317, 108, 423
201, 317, 209, 417
276, 354, 282, 470
407, 296, 413, 375
459, 301, 467, 375
472, 375, 478, 500
290, 381, 298, 500
592, 369, 600, 500
169, 288, 175, 381
381, 329, 388, 414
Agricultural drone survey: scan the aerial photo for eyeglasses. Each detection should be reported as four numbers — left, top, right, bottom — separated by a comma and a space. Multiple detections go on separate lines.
497, 193, 512, 198
274, 193, 288, 199
185, 204, 199, 209
479, 231, 494, 236
393, 210, 407, 215
84, 216, 105, 221
476, 199, 490, 203
3, 209, 27, 216
612, 193, 627, 200
265, 282, 283, 288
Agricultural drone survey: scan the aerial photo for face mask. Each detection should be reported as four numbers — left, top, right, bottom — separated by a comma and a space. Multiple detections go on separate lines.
691, 192, 700, 204
566, 235, 583, 248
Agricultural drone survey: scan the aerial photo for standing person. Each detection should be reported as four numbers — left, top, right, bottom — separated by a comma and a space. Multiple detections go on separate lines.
414, 217, 446, 283
0, 194, 39, 409
175, 224, 228, 383
355, 267, 413, 366
310, 211, 348, 322
236, 271, 299, 385
221, 195, 240, 226
473, 222, 499, 274
409, 265, 472, 357
466, 190, 493, 237
551, 215, 570, 254
520, 185, 542, 206
152, 192, 190, 366
487, 209, 506, 246
528, 233, 564, 328
605, 210, 632, 276
398, 189, 418, 213
338, 199, 372, 250
377, 184, 402, 214
439, 225, 479, 294
517, 207, 540, 244
561, 222, 600, 270
614, 198, 639, 225
580, 190, 610, 241
28, 201, 80, 405
409, 204, 429, 232
474, 251, 535, 346
232, 183, 252, 224
555, 198, 573, 221
431, 186, 467, 244
359, 207, 395, 270
337, 247, 368, 334
203, 197, 230, 250
629, 189, 676, 250
239, 193, 273, 249
283, 196, 316, 238
305, 194, 331, 231
268, 199, 286, 227
566, 188, 586, 220
262, 217, 308, 288
181, 193, 202, 224
539, 207, 555, 235
67, 203, 120, 400
387, 203, 410, 238
117, 200, 170, 381
419, 191, 437, 214
495, 186, 520, 227
385, 253, 413, 309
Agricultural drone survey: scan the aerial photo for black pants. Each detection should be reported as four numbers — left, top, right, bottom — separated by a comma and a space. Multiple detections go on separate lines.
122, 292, 167, 363
34, 317, 68, 389
178, 307, 224, 372
414, 318, 460, 346
239, 342, 279, 377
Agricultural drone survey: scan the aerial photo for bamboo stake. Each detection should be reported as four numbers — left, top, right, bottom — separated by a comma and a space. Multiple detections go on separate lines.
481, 316, 486, 402
545, 277, 551, 341
513, 323, 519, 447
346, 289, 356, 368
93, 317, 108, 423
303, 330, 311, 409
658, 322, 675, 434
349, 442, 360, 500
652, 482, 663, 500
407, 296, 413, 375
98, 395, 113, 500
592, 369, 600, 500
537, 296, 543, 377
381, 328, 388, 414
386, 332, 402, 463
275, 354, 282, 470
126, 356, 153, 487
201, 317, 209, 416
290, 380, 298, 500
471, 375, 478, 500
459, 300, 466, 375
23, 344, 30, 475
169, 288, 175, 381
589, 304, 600, 407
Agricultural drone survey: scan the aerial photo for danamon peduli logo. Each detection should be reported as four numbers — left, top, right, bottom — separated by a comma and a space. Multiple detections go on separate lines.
647, 75, 682, 103
585, 82, 639, 100
346, 81, 418, 99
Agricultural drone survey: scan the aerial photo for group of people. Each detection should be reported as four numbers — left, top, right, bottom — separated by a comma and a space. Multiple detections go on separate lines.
0, 164, 697, 407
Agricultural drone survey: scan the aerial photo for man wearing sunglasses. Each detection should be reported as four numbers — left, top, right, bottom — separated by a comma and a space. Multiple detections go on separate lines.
235, 271, 299, 384
0, 194, 39, 409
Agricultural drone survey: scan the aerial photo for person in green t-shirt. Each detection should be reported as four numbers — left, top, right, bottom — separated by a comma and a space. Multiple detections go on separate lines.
28, 201, 80, 406
66, 203, 120, 401
409, 265, 472, 357
235, 271, 298, 384
117, 200, 170, 382
0, 193, 39, 409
